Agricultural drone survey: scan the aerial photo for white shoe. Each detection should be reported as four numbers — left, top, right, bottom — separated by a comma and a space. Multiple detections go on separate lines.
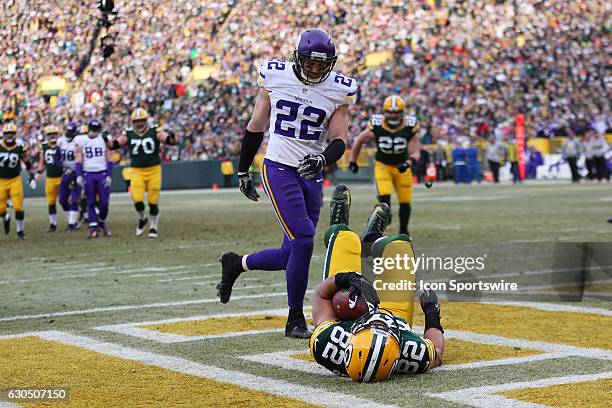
136, 218, 148, 236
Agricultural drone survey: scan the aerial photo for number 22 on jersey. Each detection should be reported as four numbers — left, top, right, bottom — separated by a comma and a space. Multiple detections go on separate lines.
274, 100, 327, 141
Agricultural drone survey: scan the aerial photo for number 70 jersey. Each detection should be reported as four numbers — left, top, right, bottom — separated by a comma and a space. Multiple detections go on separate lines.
258, 60, 358, 168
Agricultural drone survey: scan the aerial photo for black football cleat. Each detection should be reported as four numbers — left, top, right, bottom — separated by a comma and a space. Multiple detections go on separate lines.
285, 309, 312, 339
148, 228, 158, 238
136, 218, 149, 236
65, 224, 77, 233
362, 203, 391, 238
607, 217, 612, 224
17, 231, 26, 241
217, 252, 244, 304
47, 224, 57, 233
3, 214, 9, 235
329, 184, 351, 226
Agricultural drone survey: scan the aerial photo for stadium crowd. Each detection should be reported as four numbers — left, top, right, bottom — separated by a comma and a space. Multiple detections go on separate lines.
1, 0, 609, 164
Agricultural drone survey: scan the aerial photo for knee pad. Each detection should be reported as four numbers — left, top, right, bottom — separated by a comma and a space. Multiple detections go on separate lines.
134, 202, 145, 212
15, 210, 24, 221
378, 195, 391, 205
149, 204, 159, 216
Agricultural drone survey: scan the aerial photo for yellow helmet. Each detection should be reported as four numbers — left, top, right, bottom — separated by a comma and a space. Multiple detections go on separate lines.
2, 123, 17, 134
44, 125, 60, 135
131, 108, 149, 133
131, 108, 149, 122
383, 95, 405, 113
344, 310, 401, 383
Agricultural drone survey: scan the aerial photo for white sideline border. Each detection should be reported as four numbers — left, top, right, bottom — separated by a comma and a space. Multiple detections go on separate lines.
0, 331, 398, 408
425, 371, 612, 408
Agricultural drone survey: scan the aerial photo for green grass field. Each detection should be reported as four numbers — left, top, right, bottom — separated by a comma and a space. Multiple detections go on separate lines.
1, 181, 611, 407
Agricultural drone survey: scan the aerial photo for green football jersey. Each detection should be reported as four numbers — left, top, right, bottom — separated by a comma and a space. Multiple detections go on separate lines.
369, 114, 419, 165
41, 142, 63, 178
0, 140, 27, 179
310, 313, 435, 376
125, 126, 161, 168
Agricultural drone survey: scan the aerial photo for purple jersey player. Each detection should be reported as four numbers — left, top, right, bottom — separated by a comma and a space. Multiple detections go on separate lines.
216, 29, 358, 338
75, 119, 113, 238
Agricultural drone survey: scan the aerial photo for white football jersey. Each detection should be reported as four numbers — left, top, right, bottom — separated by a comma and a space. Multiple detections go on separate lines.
56, 136, 78, 171
258, 60, 358, 168
75, 135, 107, 172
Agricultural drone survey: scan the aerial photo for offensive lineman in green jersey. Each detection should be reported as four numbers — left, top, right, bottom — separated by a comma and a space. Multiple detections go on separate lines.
0, 123, 36, 240
349, 95, 421, 235
109, 108, 176, 237
35, 125, 63, 232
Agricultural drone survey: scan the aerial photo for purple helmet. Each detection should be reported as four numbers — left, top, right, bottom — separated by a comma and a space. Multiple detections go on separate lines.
88, 118, 102, 137
293, 29, 337, 85
66, 122, 79, 140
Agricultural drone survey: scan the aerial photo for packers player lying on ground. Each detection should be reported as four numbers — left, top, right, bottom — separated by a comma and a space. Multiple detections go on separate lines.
310, 184, 444, 382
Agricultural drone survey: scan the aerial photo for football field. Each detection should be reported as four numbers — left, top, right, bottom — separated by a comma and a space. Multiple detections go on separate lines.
1, 181, 611, 407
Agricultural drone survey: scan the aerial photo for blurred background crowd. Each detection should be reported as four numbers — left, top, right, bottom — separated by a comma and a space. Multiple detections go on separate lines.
1, 0, 609, 170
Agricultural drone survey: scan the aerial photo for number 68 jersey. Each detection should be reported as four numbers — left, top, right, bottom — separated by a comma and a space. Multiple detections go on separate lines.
258, 59, 358, 168
309, 316, 436, 376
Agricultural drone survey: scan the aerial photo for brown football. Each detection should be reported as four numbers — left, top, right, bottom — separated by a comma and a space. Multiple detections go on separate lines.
332, 289, 370, 321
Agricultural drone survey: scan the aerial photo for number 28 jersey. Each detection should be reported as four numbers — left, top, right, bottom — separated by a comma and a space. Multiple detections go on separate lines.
258, 60, 358, 168
310, 315, 436, 376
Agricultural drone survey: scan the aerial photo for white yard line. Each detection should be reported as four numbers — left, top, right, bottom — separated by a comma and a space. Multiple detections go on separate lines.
0, 331, 398, 408
426, 371, 612, 408
241, 350, 332, 376
0, 291, 306, 322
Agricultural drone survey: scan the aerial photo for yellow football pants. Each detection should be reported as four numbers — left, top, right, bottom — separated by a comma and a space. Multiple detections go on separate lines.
45, 176, 61, 205
374, 160, 413, 204
130, 165, 161, 205
0, 176, 24, 214
323, 225, 416, 326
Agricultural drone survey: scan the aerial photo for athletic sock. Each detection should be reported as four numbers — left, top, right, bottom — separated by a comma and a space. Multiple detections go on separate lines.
150, 215, 159, 229
16, 220, 24, 233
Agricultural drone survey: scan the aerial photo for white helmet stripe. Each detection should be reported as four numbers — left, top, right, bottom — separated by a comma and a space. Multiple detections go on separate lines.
391, 96, 397, 110
362, 334, 384, 382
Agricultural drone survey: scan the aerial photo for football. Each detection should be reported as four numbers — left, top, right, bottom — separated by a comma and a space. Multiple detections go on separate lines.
332, 289, 370, 321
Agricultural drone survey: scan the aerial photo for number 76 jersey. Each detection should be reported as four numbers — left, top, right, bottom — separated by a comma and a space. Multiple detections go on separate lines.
309, 317, 436, 376
258, 59, 358, 168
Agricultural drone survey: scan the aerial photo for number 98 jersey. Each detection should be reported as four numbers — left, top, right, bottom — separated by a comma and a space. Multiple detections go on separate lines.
310, 316, 436, 376
258, 59, 358, 168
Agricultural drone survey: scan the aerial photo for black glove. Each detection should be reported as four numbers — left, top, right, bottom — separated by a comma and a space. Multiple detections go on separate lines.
397, 161, 411, 173
335, 272, 380, 309
418, 289, 444, 333
238, 172, 259, 201
348, 161, 359, 174
297, 154, 325, 179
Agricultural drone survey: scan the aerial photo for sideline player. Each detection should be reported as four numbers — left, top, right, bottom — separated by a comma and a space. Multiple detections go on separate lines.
75, 119, 113, 238
35, 125, 63, 232
56, 122, 82, 231
109, 108, 176, 238
348, 95, 420, 235
310, 185, 444, 382
0, 123, 35, 240
217, 28, 358, 338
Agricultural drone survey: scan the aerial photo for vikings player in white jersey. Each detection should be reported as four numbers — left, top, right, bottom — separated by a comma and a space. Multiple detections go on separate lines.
75, 119, 113, 238
56, 122, 82, 231
217, 29, 358, 338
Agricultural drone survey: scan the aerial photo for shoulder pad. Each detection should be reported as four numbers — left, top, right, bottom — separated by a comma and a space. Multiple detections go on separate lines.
329, 71, 358, 105
258, 59, 289, 89
125, 127, 133, 132
150, 124, 158, 130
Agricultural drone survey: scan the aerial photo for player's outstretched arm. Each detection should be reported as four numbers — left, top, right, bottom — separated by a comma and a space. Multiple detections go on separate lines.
348, 128, 374, 173
157, 129, 177, 145
109, 133, 128, 150
35, 146, 45, 182
237, 89, 271, 201
74, 143, 84, 187
419, 289, 444, 369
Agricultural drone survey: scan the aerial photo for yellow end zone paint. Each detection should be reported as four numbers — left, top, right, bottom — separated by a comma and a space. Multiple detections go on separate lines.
0, 337, 316, 408
411, 302, 612, 350
442, 338, 540, 365
500, 378, 612, 408
140, 315, 314, 337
